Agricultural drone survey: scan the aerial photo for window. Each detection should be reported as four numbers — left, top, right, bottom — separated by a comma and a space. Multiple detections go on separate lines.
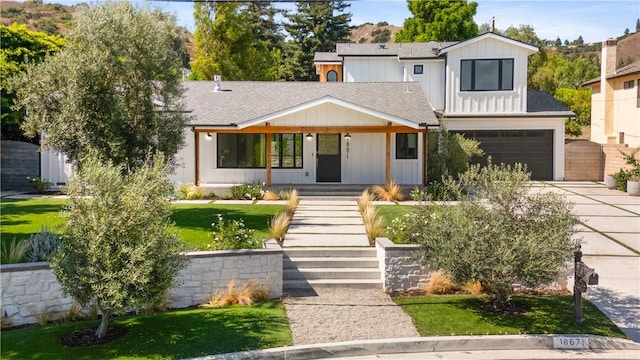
327, 70, 338, 82
396, 133, 418, 159
217, 134, 266, 168
413, 64, 423, 75
624, 80, 635, 89
271, 134, 303, 168
461, 59, 514, 91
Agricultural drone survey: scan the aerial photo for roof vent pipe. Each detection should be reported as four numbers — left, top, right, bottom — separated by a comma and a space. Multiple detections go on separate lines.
214, 75, 222, 92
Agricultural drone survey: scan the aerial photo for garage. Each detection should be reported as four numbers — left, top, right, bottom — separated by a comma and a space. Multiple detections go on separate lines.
455, 130, 554, 180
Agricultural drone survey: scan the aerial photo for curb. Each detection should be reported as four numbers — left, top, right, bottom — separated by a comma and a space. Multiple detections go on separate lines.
182, 335, 640, 360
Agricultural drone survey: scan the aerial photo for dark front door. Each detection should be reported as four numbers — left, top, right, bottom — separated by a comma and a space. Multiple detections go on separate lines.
316, 134, 341, 182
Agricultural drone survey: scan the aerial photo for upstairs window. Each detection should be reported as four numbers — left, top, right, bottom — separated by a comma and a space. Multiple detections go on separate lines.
327, 70, 338, 82
461, 58, 514, 91
396, 133, 418, 159
623, 80, 634, 89
413, 64, 423, 75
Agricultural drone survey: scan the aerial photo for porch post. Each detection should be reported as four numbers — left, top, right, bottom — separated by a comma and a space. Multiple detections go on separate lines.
422, 129, 428, 185
385, 130, 391, 184
266, 132, 272, 186
194, 129, 200, 186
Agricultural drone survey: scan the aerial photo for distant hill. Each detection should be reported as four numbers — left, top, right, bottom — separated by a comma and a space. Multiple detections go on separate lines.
616, 32, 640, 66
348, 22, 402, 43
0, 0, 75, 35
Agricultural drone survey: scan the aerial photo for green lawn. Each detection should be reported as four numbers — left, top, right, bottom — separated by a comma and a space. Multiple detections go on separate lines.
376, 204, 413, 237
1, 302, 292, 360
395, 295, 626, 338
0, 198, 284, 262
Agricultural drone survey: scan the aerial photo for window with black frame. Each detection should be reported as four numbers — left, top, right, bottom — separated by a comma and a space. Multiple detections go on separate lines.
271, 133, 303, 168
217, 134, 266, 168
396, 133, 418, 159
461, 58, 514, 91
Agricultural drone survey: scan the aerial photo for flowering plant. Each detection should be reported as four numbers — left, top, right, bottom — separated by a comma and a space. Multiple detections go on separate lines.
202, 214, 256, 250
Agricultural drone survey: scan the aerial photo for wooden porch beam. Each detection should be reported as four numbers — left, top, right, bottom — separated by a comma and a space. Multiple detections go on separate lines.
193, 129, 200, 186
193, 125, 420, 134
385, 128, 391, 185
265, 123, 272, 186
422, 129, 429, 186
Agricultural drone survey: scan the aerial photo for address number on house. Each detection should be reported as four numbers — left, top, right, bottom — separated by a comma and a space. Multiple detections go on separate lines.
553, 337, 589, 349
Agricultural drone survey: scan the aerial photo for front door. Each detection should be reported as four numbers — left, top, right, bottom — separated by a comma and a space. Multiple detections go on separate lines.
316, 134, 341, 182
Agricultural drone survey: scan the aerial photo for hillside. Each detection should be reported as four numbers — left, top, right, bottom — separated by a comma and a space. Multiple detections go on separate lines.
0, 1, 75, 35
348, 22, 402, 43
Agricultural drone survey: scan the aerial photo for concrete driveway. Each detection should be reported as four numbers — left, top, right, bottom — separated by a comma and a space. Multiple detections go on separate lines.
539, 182, 640, 342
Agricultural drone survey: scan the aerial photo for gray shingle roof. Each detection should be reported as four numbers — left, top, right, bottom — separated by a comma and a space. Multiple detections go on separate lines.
527, 90, 575, 116
183, 81, 438, 127
335, 42, 455, 59
314, 52, 341, 62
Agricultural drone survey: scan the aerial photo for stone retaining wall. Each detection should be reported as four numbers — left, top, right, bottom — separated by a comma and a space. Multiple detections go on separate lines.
0, 249, 282, 327
1, 140, 39, 191
375, 238, 428, 292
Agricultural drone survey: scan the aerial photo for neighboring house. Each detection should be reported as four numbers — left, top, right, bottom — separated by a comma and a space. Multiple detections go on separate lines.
41, 32, 573, 187
582, 39, 640, 148
315, 32, 573, 180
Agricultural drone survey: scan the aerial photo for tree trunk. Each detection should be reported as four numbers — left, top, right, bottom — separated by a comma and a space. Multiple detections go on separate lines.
96, 308, 110, 339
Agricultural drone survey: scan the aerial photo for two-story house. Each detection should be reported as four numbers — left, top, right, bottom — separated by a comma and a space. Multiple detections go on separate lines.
582, 38, 640, 148
315, 32, 574, 181
41, 33, 573, 189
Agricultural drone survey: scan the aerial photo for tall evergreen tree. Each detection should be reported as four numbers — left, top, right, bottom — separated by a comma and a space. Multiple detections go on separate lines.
191, 1, 282, 81
283, 1, 351, 81
396, 0, 478, 42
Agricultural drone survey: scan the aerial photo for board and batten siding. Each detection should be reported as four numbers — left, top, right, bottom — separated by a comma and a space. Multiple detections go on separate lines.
343, 57, 403, 83
444, 37, 530, 114
403, 60, 446, 111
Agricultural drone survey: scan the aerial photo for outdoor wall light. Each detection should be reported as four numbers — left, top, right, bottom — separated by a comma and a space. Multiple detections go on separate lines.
305, 133, 313, 140
343, 133, 351, 140
205, 132, 212, 140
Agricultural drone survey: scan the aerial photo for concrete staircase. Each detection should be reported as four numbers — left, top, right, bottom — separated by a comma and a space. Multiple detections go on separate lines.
283, 247, 382, 290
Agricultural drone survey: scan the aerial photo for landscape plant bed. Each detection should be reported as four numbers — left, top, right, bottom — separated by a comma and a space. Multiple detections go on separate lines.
394, 294, 626, 338
1, 302, 293, 359
0, 198, 285, 263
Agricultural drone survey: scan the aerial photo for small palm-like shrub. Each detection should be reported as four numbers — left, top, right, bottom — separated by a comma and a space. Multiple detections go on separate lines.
177, 183, 206, 200
362, 205, 384, 246
1, 238, 30, 264
26, 226, 62, 262
201, 279, 269, 308
268, 212, 291, 246
357, 189, 372, 213
372, 181, 405, 201
426, 270, 456, 295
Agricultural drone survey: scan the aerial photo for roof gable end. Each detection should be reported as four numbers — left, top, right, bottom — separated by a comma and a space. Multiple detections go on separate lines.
439, 32, 538, 55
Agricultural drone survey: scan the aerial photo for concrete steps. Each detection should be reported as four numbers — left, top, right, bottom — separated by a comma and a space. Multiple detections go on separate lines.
283, 247, 382, 290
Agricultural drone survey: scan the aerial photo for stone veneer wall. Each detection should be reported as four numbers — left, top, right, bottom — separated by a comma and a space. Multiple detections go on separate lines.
0, 248, 282, 327
1, 140, 39, 191
375, 237, 428, 292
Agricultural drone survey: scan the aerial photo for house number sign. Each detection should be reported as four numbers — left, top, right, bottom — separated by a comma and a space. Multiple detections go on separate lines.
553, 336, 590, 349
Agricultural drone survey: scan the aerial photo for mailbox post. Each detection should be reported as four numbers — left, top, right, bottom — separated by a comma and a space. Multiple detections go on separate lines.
573, 245, 599, 325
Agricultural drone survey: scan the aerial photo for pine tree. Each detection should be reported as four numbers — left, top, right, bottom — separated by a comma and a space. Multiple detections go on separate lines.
283, 1, 351, 81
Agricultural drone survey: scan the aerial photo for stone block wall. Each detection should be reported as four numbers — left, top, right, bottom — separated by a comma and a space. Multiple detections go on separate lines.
1, 141, 39, 191
0, 249, 282, 327
603, 144, 638, 177
564, 140, 603, 181
375, 238, 428, 292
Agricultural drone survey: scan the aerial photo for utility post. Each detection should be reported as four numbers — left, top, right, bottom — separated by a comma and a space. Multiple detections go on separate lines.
573, 245, 599, 325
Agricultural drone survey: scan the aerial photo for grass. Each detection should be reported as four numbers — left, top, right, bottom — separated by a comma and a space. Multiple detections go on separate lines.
1, 302, 292, 360
394, 294, 626, 338
376, 204, 413, 238
0, 198, 284, 262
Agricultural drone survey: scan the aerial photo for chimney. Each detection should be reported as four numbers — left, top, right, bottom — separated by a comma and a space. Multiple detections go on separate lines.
602, 39, 617, 77
491, 17, 495, 33
214, 75, 222, 92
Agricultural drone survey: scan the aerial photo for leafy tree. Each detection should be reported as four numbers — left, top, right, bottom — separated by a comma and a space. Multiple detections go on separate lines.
11, 1, 187, 171
1, 24, 65, 142
427, 128, 484, 181
396, 0, 478, 42
554, 88, 592, 126
191, 1, 282, 80
555, 37, 562, 47
391, 161, 579, 307
283, 1, 351, 81
503, 24, 542, 46
51, 153, 188, 339
636, 18, 640, 32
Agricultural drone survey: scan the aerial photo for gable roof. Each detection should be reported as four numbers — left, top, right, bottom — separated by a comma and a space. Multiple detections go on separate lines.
334, 41, 455, 59
527, 90, 575, 116
439, 32, 538, 55
183, 81, 439, 128
582, 59, 640, 86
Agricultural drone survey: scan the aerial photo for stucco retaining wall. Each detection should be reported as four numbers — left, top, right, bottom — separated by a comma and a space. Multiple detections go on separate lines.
0, 249, 282, 327
375, 237, 429, 292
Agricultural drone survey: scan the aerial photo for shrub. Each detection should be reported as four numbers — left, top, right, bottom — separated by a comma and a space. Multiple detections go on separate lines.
201, 279, 269, 308
262, 190, 280, 201
176, 183, 206, 200
286, 189, 299, 214
203, 214, 256, 250
27, 177, 52, 193
230, 183, 264, 200
386, 211, 427, 244
277, 190, 290, 200
362, 205, 384, 246
462, 280, 483, 295
371, 180, 405, 201
427, 130, 484, 181
268, 212, 291, 246
425, 270, 456, 295
357, 189, 372, 213
26, 226, 62, 262
1, 238, 30, 264
612, 147, 640, 191
410, 181, 460, 201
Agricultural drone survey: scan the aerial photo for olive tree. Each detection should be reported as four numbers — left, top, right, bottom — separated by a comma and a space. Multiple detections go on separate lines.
391, 161, 579, 307
11, 1, 188, 170
51, 154, 188, 338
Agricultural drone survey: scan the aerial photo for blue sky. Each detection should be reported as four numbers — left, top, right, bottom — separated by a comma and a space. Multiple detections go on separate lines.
46, 0, 639, 44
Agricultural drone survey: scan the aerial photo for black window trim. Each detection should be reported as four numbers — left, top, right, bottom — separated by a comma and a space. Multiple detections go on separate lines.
271, 133, 304, 169
217, 133, 266, 169
413, 64, 424, 75
460, 58, 514, 92
395, 133, 418, 160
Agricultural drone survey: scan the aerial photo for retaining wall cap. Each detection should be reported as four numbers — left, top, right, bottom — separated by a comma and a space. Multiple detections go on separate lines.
181, 335, 640, 360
